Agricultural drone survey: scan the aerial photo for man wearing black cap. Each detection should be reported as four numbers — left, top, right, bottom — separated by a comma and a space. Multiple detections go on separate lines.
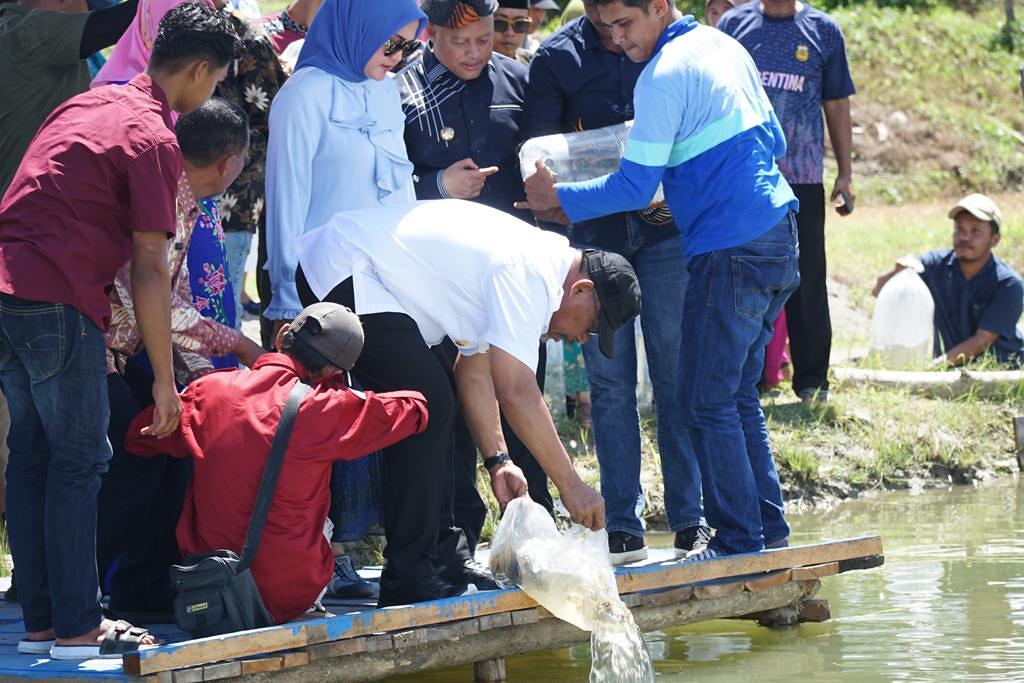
293, 199, 641, 606
126, 302, 430, 623
397, 0, 540, 557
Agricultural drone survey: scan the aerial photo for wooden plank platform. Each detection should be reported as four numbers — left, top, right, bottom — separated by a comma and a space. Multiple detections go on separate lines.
0, 536, 883, 682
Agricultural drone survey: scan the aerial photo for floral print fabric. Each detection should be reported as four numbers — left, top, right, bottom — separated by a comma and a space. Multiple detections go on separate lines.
215, 10, 287, 235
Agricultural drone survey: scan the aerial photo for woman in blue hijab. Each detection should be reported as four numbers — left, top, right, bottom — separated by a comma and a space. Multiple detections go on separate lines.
264, 0, 426, 603
265, 0, 426, 325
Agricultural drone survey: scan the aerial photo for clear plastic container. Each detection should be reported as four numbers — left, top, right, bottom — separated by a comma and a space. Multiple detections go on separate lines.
519, 121, 664, 204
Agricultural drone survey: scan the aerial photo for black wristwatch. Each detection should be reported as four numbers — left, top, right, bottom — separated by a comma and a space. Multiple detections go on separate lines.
483, 451, 511, 472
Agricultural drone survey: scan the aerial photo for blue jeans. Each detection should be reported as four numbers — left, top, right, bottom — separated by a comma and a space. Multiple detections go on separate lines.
582, 234, 703, 537
0, 295, 111, 637
678, 214, 799, 555
224, 231, 253, 329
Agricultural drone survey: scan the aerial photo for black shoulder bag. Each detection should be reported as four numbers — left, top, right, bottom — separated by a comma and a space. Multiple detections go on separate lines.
169, 380, 311, 638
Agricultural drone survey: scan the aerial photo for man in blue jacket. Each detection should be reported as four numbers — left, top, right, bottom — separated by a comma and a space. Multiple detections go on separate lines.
519, 0, 799, 559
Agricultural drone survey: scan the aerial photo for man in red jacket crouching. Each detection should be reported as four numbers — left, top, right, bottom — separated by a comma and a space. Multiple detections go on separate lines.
126, 303, 429, 623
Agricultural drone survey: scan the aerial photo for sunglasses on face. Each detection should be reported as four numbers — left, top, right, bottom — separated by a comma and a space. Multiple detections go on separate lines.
494, 17, 531, 33
382, 35, 421, 58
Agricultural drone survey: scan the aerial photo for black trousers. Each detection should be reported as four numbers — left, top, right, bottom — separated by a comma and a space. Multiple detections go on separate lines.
98, 361, 188, 613
297, 270, 458, 579
785, 184, 832, 395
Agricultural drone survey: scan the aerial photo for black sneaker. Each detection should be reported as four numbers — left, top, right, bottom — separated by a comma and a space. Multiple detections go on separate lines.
441, 559, 499, 591
608, 531, 648, 566
765, 536, 789, 549
377, 574, 467, 608
673, 525, 712, 558
326, 555, 377, 600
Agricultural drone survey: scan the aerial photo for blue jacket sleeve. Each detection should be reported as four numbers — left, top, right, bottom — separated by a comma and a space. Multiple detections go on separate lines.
264, 80, 322, 320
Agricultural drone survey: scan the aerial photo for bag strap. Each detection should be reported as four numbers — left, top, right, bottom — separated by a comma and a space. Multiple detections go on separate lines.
238, 379, 311, 572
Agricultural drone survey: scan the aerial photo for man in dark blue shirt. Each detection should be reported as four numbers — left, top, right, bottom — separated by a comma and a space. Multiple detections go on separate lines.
523, 0, 707, 565
397, 0, 528, 220
873, 194, 1024, 366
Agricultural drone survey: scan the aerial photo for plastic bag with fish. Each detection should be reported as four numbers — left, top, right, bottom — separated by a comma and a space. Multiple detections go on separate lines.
490, 498, 654, 682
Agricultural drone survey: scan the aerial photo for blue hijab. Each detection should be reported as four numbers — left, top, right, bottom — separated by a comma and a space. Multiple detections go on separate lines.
296, 0, 427, 83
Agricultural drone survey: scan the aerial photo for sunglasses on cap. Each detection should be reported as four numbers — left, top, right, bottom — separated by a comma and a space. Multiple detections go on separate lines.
383, 35, 422, 58
494, 17, 532, 33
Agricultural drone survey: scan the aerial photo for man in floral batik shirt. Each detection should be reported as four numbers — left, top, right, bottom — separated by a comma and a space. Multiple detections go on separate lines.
213, 4, 287, 336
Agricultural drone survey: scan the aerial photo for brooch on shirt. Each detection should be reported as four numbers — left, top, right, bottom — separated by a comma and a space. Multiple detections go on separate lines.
795, 44, 810, 62
440, 126, 456, 143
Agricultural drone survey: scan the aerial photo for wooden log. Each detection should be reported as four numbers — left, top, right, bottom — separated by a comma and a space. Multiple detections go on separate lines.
744, 569, 793, 592
693, 579, 745, 599
642, 586, 694, 608
201, 662, 241, 680
171, 668, 203, 683
615, 536, 882, 595
832, 367, 1024, 399
239, 656, 285, 674
798, 598, 831, 623
474, 658, 507, 682
125, 537, 882, 676
307, 637, 367, 661
1014, 416, 1024, 471
260, 581, 807, 683
791, 563, 838, 581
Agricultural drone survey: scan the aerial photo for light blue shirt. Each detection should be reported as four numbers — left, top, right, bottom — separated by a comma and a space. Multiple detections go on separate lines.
556, 19, 798, 258
264, 66, 416, 319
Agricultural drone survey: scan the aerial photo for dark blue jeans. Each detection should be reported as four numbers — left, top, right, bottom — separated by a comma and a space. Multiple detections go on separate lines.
677, 214, 799, 554
581, 234, 703, 537
0, 295, 111, 637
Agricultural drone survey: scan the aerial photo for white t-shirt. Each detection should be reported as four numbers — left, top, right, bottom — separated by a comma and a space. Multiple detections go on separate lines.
294, 200, 576, 370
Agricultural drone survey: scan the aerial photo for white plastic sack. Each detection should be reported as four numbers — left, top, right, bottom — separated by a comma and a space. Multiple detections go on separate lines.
489, 498, 654, 683
871, 265, 935, 369
519, 121, 664, 204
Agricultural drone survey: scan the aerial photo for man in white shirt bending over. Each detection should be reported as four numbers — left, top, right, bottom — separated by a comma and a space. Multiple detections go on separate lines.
294, 199, 641, 607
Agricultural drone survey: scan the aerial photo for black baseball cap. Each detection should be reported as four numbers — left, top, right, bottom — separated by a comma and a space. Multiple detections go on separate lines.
583, 249, 642, 359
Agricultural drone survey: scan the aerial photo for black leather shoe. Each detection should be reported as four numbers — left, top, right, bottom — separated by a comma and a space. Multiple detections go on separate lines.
441, 559, 499, 591
377, 574, 466, 608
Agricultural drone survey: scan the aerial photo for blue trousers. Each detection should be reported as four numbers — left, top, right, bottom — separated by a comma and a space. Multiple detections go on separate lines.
0, 295, 111, 637
677, 214, 799, 554
582, 234, 703, 536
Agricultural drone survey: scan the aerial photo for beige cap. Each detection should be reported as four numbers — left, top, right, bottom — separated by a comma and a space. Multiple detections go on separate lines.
948, 193, 1002, 231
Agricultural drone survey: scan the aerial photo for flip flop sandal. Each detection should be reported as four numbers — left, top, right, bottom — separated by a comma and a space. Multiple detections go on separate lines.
17, 638, 55, 655
50, 620, 157, 660
100, 620, 157, 656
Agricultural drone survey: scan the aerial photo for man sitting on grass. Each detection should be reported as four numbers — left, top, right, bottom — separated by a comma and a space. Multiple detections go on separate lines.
126, 303, 430, 624
873, 193, 1024, 367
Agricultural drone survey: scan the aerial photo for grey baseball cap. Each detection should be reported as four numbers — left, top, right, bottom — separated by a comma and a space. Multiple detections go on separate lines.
284, 303, 364, 371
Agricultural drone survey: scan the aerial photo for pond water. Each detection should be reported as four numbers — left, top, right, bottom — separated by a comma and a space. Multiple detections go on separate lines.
389, 478, 1024, 682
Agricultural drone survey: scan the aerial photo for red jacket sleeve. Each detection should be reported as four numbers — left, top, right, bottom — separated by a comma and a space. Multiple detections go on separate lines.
299, 386, 429, 462
125, 402, 192, 460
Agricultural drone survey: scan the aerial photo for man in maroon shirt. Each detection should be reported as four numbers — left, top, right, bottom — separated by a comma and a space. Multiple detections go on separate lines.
127, 303, 429, 623
0, 2, 241, 659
